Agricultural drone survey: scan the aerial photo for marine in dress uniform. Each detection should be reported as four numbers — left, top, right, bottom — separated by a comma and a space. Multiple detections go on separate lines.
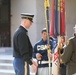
13, 13, 37, 75
61, 25, 76, 75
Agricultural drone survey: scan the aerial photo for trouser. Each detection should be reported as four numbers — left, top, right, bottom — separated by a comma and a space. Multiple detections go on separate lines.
37, 67, 52, 75
13, 58, 30, 75
60, 65, 66, 75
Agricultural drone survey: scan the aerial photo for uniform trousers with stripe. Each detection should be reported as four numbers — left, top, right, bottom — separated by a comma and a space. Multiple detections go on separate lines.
13, 58, 30, 75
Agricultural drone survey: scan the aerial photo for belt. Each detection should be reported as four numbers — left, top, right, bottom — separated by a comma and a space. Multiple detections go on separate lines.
38, 61, 52, 64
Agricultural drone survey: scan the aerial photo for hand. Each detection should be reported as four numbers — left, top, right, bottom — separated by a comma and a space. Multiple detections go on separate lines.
60, 59, 63, 64
30, 64, 37, 73
48, 53, 52, 60
36, 53, 42, 60
32, 60, 38, 67
30, 59, 38, 73
47, 44, 50, 49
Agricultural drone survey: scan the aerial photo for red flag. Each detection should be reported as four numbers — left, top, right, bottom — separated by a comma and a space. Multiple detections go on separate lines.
50, 0, 59, 37
50, 0, 54, 37
60, 0, 65, 36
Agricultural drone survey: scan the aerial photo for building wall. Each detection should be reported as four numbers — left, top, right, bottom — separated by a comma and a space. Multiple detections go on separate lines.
11, 0, 76, 46
65, 0, 76, 39
11, 0, 37, 46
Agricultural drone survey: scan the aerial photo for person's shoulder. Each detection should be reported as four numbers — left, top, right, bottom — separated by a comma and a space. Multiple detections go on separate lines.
34, 39, 42, 46
68, 36, 74, 41
69, 36, 76, 44
50, 36, 53, 40
66, 37, 74, 45
50, 36, 55, 41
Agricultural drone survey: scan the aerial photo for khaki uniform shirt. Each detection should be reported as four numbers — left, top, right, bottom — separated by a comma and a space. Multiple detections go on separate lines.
61, 36, 76, 75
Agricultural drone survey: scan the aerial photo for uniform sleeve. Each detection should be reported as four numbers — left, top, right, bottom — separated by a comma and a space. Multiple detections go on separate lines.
33, 44, 37, 58
18, 32, 33, 65
61, 40, 73, 64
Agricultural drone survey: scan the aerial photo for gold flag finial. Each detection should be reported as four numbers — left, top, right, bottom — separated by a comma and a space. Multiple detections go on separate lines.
44, 0, 50, 8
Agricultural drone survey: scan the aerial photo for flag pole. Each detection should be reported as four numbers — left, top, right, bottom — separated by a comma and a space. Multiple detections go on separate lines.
44, 0, 51, 75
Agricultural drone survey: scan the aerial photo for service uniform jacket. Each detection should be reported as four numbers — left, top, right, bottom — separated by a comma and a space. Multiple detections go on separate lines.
61, 36, 76, 75
13, 26, 33, 65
